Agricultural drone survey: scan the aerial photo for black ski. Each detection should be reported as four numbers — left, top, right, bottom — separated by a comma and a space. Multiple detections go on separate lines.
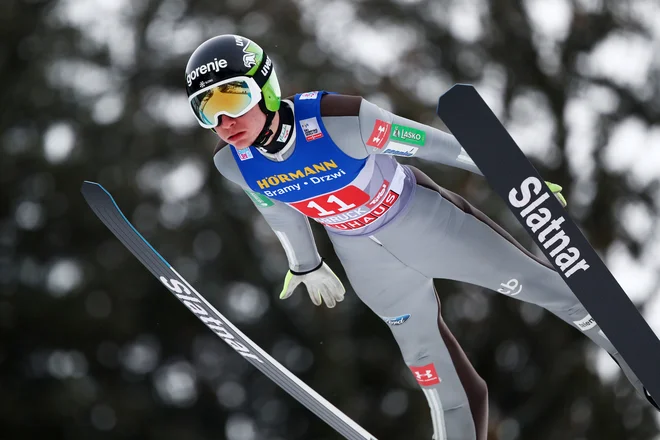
436, 84, 660, 403
81, 181, 377, 440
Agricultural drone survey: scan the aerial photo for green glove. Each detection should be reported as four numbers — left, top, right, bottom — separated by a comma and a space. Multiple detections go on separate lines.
545, 181, 567, 207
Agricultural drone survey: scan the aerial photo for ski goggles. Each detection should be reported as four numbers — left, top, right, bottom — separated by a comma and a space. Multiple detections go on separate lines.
188, 76, 262, 129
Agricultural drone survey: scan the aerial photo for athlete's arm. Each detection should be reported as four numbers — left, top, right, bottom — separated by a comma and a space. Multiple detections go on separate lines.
320, 94, 567, 206
321, 94, 482, 175
359, 99, 482, 175
213, 144, 322, 272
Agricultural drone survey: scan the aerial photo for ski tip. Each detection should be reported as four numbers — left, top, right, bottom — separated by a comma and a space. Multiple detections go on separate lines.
81, 181, 98, 196
82, 181, 110, 191
438, 83, 475, 102
449, 83, 475, 91
437, 84, 479, 118
80, 181, 112, 203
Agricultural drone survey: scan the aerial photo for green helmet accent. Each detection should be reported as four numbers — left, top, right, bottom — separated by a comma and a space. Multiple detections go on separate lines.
261, 71, 281, 113
242, 39, 280, 113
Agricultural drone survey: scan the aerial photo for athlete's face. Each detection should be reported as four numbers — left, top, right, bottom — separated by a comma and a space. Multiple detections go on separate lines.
213, 105, 266, 148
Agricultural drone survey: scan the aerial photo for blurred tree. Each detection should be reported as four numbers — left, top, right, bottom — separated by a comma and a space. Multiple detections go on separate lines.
1, 0, 659, 439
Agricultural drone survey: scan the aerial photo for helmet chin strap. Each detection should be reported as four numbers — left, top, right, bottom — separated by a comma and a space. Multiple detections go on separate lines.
252, 100, 276, 150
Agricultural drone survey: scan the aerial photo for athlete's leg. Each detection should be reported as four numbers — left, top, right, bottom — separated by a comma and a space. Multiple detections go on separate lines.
328, 232, 488, 440
372, 168, 645, 402
435, 287, 489, 439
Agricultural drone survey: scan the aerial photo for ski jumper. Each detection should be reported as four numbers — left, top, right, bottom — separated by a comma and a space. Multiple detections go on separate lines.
213, 91, 635, 440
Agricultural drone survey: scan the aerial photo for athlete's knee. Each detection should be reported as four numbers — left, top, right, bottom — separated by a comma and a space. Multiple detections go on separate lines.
508, 272, 582, 312
540, 295, 586, 317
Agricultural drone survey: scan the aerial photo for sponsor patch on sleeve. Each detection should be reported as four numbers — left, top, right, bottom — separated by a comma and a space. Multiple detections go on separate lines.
366, 119, 391, 149
382, 142, 418, 157
244, 189, 274, 207
391, 124, 426, 146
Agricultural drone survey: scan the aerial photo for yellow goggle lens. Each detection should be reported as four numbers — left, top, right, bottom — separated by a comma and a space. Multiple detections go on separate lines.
193, 81, 257, 126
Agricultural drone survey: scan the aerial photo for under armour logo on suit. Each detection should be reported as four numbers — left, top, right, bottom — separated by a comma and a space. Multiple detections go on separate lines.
416, 370, 434, 380
410, 363, 441, 386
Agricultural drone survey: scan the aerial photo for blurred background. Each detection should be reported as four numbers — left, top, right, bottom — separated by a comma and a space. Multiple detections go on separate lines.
2, 0, 660, 439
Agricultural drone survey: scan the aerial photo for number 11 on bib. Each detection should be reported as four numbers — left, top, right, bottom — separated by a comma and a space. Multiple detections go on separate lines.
436, 84, 660, 404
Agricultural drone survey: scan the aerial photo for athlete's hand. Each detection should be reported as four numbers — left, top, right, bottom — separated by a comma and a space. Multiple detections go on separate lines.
545, 181, 567, 207
279, 261, 345, 308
